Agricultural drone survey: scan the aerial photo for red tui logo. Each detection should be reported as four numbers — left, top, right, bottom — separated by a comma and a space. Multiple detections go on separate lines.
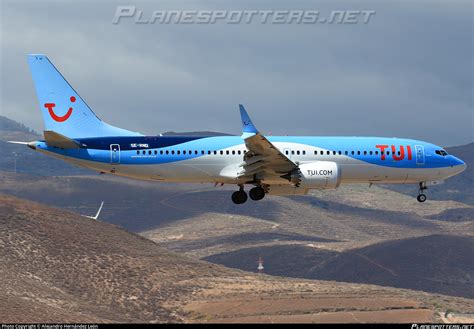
376, 144, 413, 161
44, 96, 76, 122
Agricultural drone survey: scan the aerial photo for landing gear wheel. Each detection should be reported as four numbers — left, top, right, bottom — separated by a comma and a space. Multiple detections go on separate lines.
232, 190, 248, 204
249, 186, 266, 201
417, 182, 428, 203
417, 194, 427, 203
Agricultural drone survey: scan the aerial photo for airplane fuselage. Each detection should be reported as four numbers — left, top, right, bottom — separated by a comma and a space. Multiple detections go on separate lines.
29, 135, 466, 196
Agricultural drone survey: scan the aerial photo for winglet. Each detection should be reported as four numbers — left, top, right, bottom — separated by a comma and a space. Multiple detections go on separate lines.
239, 104, 258, 138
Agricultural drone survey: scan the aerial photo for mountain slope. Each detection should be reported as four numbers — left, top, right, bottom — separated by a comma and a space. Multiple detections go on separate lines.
3, 194, 474, 323
205, 234, 474, 299
311, 234, 474, 298
0, 194, 231, 322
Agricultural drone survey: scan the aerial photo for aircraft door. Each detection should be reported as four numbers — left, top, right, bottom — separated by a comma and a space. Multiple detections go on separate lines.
415, 145, 424, 165
110, 144, 120, 164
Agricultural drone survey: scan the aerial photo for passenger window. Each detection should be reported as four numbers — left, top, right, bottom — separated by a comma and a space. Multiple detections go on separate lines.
364, 151, 367, 155
142, 150, 146, 155
351, 151, 355, 155
291, 150, 295, 155
171, 150, 175, 155
226, 150, 229, 155
345, 151, 348, 155
154, 150, 157, 155
297, 151, 300, 155
166, 150, 169, 155
238, 150, 242, 155
357, 151, 360, 155
183, 150, 186, 155
160, 150, 164, 155
214, 151, 217, 155
177, 150, 180, 155
303, 150, 306, 155
136, 150, 139, 155
369, 151, 373, 155
220, 150, 223, 155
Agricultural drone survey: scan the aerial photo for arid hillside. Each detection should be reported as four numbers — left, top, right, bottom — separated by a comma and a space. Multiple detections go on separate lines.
2, 194, 474, 323
0, 193, 231, 322
204, 234, 474, 299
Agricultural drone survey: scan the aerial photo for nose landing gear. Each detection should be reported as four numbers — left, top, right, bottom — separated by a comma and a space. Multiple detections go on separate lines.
417, 182, 427, 203
417, 193, 427, 203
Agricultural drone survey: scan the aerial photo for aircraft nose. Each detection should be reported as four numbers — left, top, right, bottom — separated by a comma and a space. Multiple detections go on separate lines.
450, 156, 466, 173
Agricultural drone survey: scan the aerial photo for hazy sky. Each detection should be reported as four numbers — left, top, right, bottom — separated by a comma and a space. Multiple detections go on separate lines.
1, 0, 472, 146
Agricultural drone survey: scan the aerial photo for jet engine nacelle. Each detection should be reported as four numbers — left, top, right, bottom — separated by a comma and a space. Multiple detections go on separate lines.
298, 161, 341, 189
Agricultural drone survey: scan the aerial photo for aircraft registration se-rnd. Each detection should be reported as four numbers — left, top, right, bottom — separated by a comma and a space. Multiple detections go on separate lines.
10, 54, 466, 204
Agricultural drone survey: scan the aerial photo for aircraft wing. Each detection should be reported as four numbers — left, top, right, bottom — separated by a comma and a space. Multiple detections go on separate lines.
238, 105, 300, 185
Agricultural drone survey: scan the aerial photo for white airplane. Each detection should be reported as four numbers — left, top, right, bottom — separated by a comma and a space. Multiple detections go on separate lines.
11, 54, 466, 204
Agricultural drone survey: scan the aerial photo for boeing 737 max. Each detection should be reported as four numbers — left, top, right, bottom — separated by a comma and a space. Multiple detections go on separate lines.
11, 54, 466, 204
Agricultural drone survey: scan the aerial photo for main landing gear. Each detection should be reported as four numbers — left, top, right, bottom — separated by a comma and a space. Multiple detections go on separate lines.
232, 186, 248, 204
231, 185, 266, 204
417, 182, 427, 203
249, 186, 265, 201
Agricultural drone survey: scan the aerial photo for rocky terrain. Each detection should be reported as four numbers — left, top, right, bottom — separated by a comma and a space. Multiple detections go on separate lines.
2, 194, 474, 323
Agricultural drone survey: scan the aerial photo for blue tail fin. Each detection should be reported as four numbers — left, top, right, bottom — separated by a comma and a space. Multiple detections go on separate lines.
27, 54, 141, 139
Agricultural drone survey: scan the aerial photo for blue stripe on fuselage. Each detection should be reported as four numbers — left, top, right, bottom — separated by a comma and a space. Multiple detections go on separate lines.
76, 135, 218, 150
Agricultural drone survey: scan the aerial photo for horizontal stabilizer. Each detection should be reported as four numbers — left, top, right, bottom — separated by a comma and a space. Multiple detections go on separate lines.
44, 130, 81, 149
7, 141, 29, 145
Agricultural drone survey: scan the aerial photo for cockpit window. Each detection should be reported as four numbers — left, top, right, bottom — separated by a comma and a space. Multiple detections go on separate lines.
435, 149, 448, 156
